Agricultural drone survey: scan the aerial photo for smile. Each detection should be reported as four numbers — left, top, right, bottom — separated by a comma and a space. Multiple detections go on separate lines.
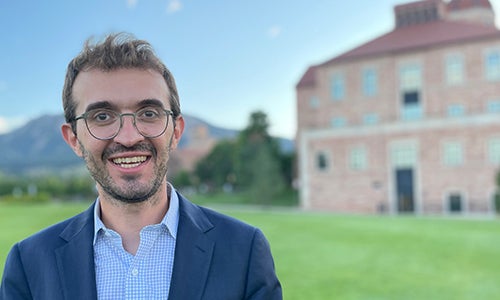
112, 156, 148, 169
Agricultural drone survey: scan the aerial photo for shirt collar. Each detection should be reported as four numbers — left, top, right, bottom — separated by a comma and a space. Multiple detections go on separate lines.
93, 183, 180, 245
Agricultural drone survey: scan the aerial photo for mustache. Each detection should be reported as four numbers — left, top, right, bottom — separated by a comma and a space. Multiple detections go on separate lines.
102, 142, 156, 160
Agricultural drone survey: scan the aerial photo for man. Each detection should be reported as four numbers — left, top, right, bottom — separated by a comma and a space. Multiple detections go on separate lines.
0, 33, 282, 300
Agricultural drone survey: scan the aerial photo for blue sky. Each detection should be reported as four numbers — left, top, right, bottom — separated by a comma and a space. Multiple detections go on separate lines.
1, 0, 500, 139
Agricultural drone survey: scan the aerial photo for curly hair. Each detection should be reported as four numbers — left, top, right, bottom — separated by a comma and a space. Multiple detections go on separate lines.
62, 33, 181, 133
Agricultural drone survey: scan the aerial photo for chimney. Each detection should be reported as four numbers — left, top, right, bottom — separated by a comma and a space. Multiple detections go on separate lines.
395, 0, 447, 28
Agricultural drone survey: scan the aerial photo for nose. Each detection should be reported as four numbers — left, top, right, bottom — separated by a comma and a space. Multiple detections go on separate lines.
113, 114, 144, 146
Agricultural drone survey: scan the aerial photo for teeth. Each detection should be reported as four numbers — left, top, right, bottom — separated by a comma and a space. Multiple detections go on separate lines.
112, 156, 147, 168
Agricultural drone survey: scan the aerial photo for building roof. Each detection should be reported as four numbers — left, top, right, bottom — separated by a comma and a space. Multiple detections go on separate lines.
297, 0, 499, 89
297, 19, 500, 88
328, 20, 500, 63
296, 66, 318, 88
396, 0, 442, 11
447, 0, 492, 11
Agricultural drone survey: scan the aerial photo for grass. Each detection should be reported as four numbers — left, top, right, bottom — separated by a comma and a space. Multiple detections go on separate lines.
188, 190, 299, 207
1, 202, 500, 299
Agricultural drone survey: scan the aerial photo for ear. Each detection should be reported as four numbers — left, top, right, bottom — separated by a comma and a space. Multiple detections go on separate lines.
169, 115, 185, 150
61, 123, 83, 157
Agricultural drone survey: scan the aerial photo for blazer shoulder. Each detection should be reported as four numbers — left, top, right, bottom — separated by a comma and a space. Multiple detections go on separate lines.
174, 194, 282, 299
199, 205, 257, 232
178, 193, 257, 234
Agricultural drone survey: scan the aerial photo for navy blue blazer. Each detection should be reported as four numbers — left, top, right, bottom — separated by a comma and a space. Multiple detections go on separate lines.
0, 193, 282, 299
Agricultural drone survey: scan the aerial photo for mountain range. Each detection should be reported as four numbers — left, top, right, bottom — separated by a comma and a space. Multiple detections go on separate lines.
0, 113, 293, 175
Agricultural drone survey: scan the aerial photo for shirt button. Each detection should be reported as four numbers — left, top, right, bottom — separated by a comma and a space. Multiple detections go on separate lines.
132, 268, 139, 276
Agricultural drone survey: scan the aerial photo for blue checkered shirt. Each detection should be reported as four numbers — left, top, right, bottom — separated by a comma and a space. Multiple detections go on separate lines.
93, 186, 179, 300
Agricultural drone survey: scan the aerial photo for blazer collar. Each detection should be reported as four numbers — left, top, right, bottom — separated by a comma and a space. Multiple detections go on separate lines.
168, 193, 215, 300
55, 203, 97, 300
53, 195, 215, 300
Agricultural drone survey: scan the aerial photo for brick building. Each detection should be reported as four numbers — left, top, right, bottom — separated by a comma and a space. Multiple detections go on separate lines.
296, 0, 500, 214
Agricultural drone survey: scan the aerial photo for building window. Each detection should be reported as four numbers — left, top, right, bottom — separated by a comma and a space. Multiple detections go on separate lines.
363, 113, 379, 125
316, 152, 329, 171
485, 50, 500, 81
362, 68, 378, 96
403, 90, 419, 104
487, 100, 500, 113
331, 74, 345, 101
331, 117, 347, 128
445, 54, 464, 85
391, 141, 418, 168
309, 96, 320, 109
443, 142, 463, 166
349, 147, 368, 171
400, 64, 423, 121
488, 138, 500, 164
392, 145, 417, 167
448, 193, 463, 213
447, 104, 465, 117
401, 91, 423, 120
400, 64, 422, 90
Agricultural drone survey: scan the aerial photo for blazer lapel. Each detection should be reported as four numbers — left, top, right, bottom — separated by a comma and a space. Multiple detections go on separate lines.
169, 195, 215, 300
55, 204, 97, 300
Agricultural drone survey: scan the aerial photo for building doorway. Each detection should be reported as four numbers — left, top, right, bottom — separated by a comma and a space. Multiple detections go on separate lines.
396, 168, 414, 212
448, 193, 462, 213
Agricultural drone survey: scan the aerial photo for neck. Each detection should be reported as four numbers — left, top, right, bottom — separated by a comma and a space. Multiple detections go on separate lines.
98, 184, 170, 255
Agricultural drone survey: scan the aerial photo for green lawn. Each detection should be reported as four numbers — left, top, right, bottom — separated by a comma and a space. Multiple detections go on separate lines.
1, 202, 500, 299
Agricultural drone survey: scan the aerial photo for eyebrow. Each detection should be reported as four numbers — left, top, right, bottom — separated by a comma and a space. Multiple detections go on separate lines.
84, 99, 166, 113
137, 98, 166, 109
84, 101, 116, 112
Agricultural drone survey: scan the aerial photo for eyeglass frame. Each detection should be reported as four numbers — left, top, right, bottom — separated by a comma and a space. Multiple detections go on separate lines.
72, 107, 175, 140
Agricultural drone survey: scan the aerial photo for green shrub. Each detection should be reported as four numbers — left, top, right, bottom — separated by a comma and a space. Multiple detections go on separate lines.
0, 192, 51, 204
495, 192, 500, 214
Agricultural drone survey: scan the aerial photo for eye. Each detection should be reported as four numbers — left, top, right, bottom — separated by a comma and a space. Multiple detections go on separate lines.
138, 107, 162, 120
89, 109, 117, 124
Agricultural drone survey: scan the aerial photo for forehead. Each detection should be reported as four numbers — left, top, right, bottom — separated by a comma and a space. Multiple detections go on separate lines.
72, 68, 170, 111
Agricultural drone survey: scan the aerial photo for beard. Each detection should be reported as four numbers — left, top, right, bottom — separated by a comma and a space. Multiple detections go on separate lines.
79, 140, 169, 204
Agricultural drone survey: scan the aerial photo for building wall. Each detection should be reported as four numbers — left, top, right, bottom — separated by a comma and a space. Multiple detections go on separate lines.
297, 39, 500, 214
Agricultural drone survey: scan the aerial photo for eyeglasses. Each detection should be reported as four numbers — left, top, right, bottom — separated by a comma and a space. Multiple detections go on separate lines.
74, 106, 174, 140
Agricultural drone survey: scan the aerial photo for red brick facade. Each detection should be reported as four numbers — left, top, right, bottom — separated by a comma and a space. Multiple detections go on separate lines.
296, 0, 500, 214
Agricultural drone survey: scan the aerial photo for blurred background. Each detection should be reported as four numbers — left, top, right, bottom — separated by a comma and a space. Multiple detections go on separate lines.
2, 0, 500, 299
0, 0, 407, 138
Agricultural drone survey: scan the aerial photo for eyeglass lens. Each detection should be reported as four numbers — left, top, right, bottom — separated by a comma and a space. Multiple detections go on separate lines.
84, 107, 170, 140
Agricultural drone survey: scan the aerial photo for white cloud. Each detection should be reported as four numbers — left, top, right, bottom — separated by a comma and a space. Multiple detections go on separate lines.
0, 116, 28, 134
488, 0, 500, 27
267, 25, 282, 39
0, 118, 8, 134
126, 0, 138, 9
167, 0, 182, 14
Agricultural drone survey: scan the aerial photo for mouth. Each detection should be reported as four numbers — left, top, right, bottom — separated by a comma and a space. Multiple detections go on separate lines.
111, 155, 149, 169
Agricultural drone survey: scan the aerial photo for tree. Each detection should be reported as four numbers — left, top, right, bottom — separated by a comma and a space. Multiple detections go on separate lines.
171, 170, 194, 189
192, 110, 295, 205
495, 171, 500, 214
194, 140, 237, 192
279, 151, 296, 187
234, 110, 286, 202
247, 145, 286, 204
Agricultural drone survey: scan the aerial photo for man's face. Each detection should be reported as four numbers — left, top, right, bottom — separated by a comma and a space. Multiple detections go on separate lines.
62, 68, 184, 203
